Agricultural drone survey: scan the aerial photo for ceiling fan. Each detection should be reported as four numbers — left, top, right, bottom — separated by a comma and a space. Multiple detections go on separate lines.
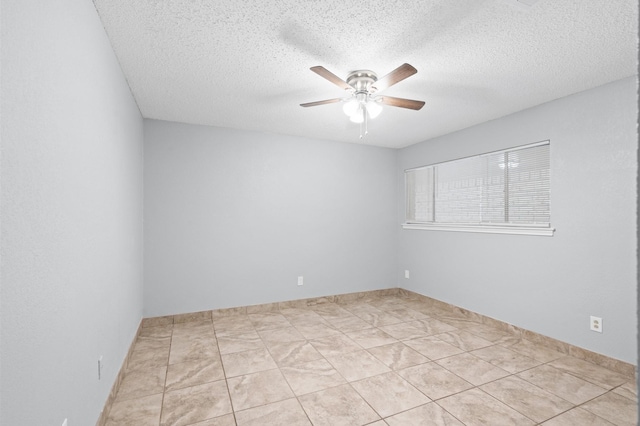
301, 63, 425, 137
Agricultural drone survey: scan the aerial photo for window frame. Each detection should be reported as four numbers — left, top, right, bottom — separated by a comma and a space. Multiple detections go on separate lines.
402, 141, 555, 236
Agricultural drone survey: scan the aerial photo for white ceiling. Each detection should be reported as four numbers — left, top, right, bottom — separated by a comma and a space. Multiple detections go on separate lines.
93, 0, 638, 149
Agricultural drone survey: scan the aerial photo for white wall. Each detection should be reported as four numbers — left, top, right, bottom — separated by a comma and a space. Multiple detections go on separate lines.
144, 120, 397, 317
397, 76, 637, 364
0, 1, 144, 424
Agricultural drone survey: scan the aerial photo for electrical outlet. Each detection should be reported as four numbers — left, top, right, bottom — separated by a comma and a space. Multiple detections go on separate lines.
297, 276, 303, 286
404, 270, 410, 279
98, 356, 104, 380
590, 316, 603, 333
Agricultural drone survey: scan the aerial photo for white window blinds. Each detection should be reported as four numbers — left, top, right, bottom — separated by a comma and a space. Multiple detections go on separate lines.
405, 141, 552, 235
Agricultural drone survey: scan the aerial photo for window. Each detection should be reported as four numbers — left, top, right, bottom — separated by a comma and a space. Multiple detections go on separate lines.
403, 141, 554, 236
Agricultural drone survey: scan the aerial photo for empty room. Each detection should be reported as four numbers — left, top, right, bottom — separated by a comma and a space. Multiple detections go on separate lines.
1, 0, 637, 425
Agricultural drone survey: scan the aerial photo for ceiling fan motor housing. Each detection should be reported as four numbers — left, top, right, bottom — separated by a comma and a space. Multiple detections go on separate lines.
346, 70, 378, 93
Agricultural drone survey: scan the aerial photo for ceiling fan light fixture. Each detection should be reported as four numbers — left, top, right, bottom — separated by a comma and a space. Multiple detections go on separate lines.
301, 64, 423, 137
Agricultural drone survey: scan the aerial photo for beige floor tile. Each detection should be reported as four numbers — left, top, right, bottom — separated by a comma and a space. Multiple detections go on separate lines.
471, 344, 541, 373
213, 315, 254, 335
142, 316, 174, 328
311, 304, 353, 320
353, 309, 404, 327
298, 383, 381, 426
437, 388, 535, 426
437, 316, 483, 329
133, 336, 172, 353
172, 319, 214, 330
172, 326, 215, 338
280, 358, 346, 395
404, 335, 464, 360
407, 318, 458, 335
434, 330, 494, 351
139, 324, 174, 338
612, 380, 638, 402
106, 393, 163, 426
503, 338, 564, 362
160, 380, 232, 426
341, 302, 378, 315
235, 398, 311, 426
116, 366, 166, 401
548, 357, 629, 389
189, 414, 236, 426
279, 306, 313, 317
165, 357, 225, 391
480, 376, 574, 423
127, 346, 170, 372
517, 364, 607, 405
286, 314, 332, 328
309, 333, 362, 357
227, 369, 294, 411
221, 347, 277, 377
186, 414, 237, 425
216, 331, 265, 355
435, 352, 509, 386
464, 324, 517, 343
398, 362, 473, 400
294, 322, 342, 339
326, 350, 391, 381
581, 391, 638, 426
345, 327, 398, 348
171, 325, 216, 342
367, 342, 430, 370
248, 312, 291, 331
351, 371, 430, 417
384, 307, 430, 321
385, 402, 464, 425
540, 407, 615, 425
379, 322, 428, 340
267, 340, 324, 367
169, 336, 219, 365
257, 326, 305, 345
172, 328, 215, 342
326, 315, 374, 332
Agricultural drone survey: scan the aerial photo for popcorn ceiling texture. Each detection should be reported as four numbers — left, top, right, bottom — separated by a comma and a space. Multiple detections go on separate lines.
93, 0, 637, 148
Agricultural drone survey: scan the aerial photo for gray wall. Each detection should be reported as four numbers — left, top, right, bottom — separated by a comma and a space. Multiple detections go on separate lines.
0, 1, 144, 424
144, 120, 398, 317
397, 76, 637, 364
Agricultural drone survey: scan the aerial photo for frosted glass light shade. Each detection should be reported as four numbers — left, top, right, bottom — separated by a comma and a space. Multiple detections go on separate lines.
367, 101, 382, 119
350, 108, 365, 123
343, 98, 359, 116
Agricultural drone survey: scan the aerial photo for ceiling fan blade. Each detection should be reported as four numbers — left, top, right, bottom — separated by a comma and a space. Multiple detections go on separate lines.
379, 96, 425, 110
300, 98, 343, 107
310, 66, 352, 91
372, 63, 418, 92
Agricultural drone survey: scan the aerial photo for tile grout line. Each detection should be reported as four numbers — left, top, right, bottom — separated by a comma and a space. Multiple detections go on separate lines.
211, 319, 239, 425
156, 323, 174, 426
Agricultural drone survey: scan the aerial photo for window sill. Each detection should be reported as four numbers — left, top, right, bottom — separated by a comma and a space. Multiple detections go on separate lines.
402, 222, 555, 236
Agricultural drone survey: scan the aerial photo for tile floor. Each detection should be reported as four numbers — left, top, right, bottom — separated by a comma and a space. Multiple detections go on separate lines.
105, 295, 637, 426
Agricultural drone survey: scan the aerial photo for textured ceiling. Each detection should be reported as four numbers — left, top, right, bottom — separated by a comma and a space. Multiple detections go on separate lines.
93, 0, 638, 148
